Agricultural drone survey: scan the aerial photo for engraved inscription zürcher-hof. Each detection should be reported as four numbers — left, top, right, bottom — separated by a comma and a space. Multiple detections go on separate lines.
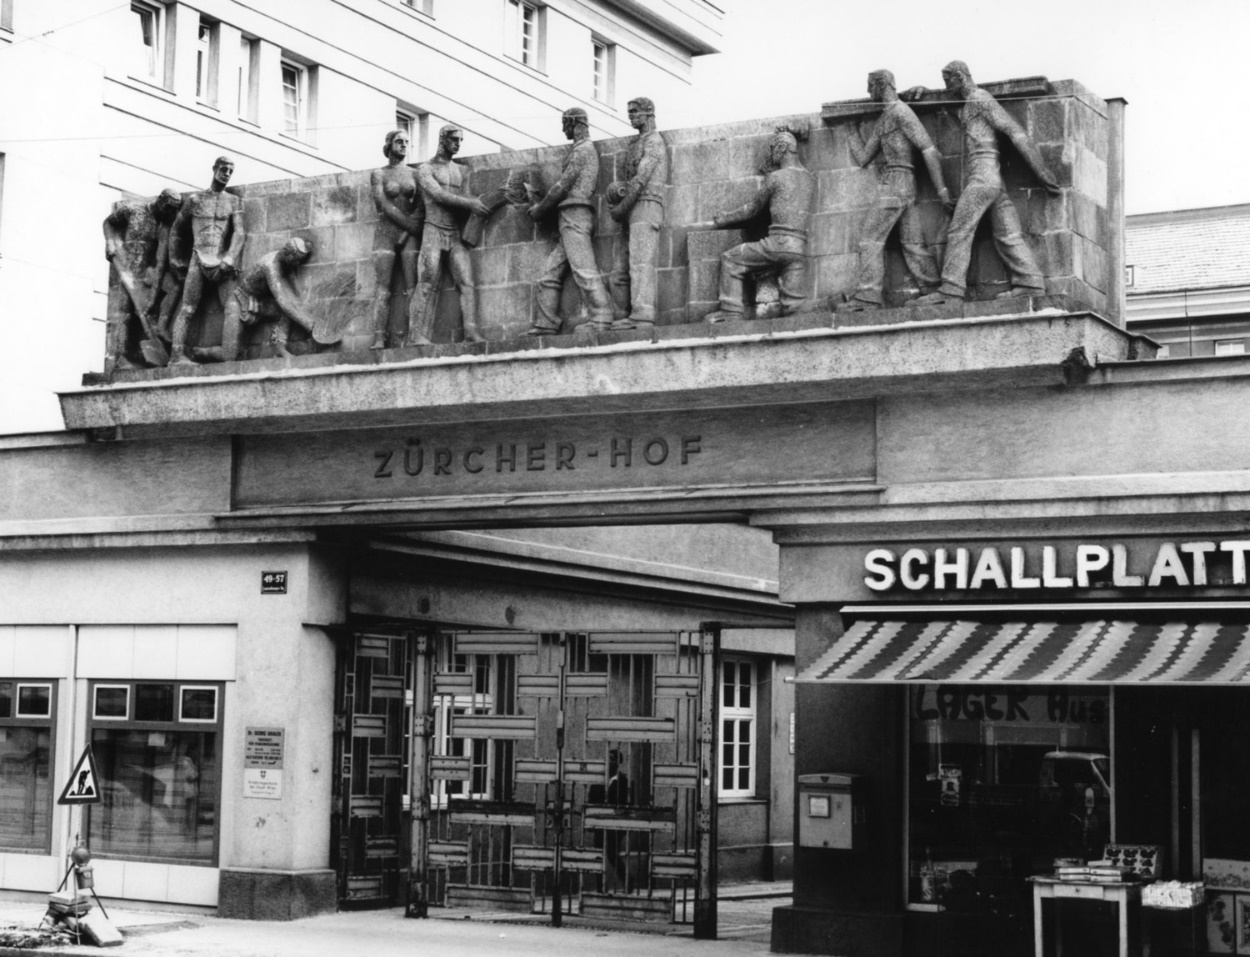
231, 401, 876, 508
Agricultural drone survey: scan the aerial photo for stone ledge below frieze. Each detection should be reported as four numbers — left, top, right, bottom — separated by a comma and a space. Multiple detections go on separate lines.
61, 305, 1155, 438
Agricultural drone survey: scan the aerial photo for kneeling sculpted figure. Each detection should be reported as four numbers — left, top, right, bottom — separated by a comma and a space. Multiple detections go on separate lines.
703, 126, 814, 323
234, 238, 324, 356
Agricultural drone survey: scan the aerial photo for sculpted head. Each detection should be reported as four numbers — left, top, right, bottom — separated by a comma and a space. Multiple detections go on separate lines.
154, 188, 182, 221
383, 129, 411, 161
438, 125, 463, 157
867, 69, 895, 101
212, 156, 235, 189
561, 107, 589, 141
941, 60, 973, 96
278, 236, 313, 267
766, 129, 798, 170
626, 97, 655, 131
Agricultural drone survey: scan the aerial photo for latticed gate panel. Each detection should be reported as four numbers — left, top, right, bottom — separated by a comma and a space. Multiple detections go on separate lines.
415, 630, 715, 926
334, 633, 410, 906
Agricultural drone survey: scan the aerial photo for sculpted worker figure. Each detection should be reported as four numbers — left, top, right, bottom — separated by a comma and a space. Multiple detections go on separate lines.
169, 156, 246, 364
102, 187, 182, 368
370, 129, 423, 349
703, 127, 814, 323
607, 96, 668, 330
909, 60, 1061, 303
526, 107, 614, 335
234, 237, 319, 356
840, 70, 952, 310
409, 125, 491, 346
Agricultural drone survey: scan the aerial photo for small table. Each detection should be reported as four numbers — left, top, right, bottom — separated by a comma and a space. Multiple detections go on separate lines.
1029, 876, 1143, 957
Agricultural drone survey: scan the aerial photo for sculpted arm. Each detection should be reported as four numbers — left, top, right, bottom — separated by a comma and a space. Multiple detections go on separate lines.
899, 109, 952, 207
169, 202, 192, 270
848, 118, 882, 168
612, 135, 664, 219
418, 164, 491, 216
528, 154, 584, 219
985, 98, 1060, 193
103, 204, 128, 260
224, 208, 245, 270
713, 179, 771, 229
264, 258, 318, 330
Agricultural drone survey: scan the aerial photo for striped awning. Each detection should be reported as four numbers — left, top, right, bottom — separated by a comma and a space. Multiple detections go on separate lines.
796, 619, 1250, 685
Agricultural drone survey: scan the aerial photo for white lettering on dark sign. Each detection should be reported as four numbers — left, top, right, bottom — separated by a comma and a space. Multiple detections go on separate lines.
864, 541, 1250, 592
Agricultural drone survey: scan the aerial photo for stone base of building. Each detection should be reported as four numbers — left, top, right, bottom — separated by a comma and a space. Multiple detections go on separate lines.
771, 905, 904, 956
217, 867, 337, 920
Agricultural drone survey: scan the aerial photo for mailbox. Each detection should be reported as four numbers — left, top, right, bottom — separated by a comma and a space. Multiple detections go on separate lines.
798, 772, 863, 849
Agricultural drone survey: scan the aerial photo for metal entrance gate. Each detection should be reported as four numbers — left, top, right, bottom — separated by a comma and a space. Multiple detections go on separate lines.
408, 629, 717, 930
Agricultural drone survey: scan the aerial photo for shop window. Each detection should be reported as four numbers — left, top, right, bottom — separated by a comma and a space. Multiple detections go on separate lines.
592, 39, 615, 105
0, 680, 56, 853
908, 684, 1110, 914
88, 680, 222, 865
720, 659, 756, 798
505, 0, 544, 70
130, 2, 164, 85
195, 18, 218, 106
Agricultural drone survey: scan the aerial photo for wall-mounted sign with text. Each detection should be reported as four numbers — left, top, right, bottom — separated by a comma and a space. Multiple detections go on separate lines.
864, 540, 1250, 594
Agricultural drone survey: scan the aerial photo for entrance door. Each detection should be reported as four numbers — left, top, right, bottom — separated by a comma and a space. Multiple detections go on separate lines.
411, 629, 716, 927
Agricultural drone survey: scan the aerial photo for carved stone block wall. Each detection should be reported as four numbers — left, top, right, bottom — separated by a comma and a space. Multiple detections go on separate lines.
109, 77, 1120, 371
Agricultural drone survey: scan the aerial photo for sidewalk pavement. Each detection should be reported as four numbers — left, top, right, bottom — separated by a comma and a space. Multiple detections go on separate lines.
0, 882, 791, 957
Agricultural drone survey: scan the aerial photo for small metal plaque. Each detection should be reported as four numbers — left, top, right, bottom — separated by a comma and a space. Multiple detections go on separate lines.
261, 570, 288, 594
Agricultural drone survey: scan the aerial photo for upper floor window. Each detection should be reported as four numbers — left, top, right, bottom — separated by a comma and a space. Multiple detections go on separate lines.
281, 60, 306, 136
237, 36, 257, 121
592, 39, 615, 105
720, 659, 756, 798
1215, 339, 1246, 357
402, 0, 434, 13
130, 2, 164, 84
195, 19, 218, 106
1124, 264, 1136, 288
506, 0, 543, 69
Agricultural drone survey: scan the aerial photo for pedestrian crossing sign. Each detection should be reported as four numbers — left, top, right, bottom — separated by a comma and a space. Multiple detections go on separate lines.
58, 746, 102, 805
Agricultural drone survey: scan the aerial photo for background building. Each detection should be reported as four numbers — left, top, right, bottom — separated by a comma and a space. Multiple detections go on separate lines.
0, 0, 721, 433
1126, 203, 1250, 357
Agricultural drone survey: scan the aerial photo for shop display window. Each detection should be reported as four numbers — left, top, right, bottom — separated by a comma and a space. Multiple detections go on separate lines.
88, 681, 222, 865
908, 684, 1111, 915
0, 680, 55, 853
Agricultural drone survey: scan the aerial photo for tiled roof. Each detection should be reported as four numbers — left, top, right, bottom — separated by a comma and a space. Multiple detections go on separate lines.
1127, 205, 1250, 295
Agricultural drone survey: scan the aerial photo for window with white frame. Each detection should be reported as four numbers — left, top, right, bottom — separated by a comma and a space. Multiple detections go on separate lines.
720, 659, 756, 797
396, 107, 430, 157
592, 39, 615, 105
402, 0, 434, 13
1215, 339, 1246, 356
195, 19, 218, 106
0, 681, 56, 853
281, 60, 306, 136
237, 36, 257, 121
130, 2, 164, 84
506, 0, 543, 69
88, 680, 222, 864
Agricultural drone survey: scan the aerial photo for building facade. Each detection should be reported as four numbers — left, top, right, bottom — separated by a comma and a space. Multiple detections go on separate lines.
0, 0, 721, 432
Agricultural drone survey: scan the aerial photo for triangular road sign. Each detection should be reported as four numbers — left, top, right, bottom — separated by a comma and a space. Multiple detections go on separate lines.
58, 745, 102, 805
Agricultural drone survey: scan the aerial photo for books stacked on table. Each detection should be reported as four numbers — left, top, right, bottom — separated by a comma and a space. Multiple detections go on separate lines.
1053, 862, 1138, 882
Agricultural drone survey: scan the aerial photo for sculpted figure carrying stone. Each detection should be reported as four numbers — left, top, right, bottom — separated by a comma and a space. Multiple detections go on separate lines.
409, 125, 491, 345
370, 129, 423, 349
840, 70, 952, 310
607, 96, 668, 330
703, 127, 815, 323
526, 107, 615, 335
102, 187, 182, 369
907, 61, 1061, 303
169, 156, 246, 364
234, 237, 318, 356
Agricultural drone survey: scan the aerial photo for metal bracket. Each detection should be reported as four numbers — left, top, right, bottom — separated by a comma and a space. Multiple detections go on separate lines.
700, 632, 716, 654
